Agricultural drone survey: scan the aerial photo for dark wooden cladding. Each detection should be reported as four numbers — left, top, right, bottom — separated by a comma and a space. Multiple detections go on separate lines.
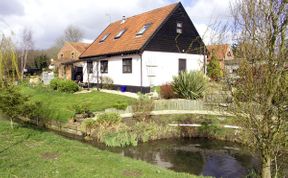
144, 4, 205, 54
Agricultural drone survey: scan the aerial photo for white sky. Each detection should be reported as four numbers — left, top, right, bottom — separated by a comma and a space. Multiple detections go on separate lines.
0, 0, 234, 49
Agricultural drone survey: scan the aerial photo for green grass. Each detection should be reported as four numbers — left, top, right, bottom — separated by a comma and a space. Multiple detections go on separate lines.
0, 119, 201, 178
20, 86, 135, 122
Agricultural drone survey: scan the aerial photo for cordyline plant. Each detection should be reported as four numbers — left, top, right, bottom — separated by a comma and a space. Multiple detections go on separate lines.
230, 0, 288, 178
172, 71, 208, 100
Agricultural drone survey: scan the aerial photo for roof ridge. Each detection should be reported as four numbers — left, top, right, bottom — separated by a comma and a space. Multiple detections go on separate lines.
110, 2, 179, 25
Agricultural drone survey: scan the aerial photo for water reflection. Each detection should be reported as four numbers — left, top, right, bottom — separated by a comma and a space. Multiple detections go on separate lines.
94, 138, 260, 178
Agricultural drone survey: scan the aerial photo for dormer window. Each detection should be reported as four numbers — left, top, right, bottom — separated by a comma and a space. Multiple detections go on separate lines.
136, 23, 152, 36
114, 29, 126, 39
99, 33, 110, 43
176, 22, 183, 34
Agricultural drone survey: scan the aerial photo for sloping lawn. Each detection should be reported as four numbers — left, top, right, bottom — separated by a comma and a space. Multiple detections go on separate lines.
20, 86, 135, 122
0, 119, 198, 178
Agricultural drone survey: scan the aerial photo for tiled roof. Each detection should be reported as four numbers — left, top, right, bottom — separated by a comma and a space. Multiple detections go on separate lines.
207, 44, 230, 60
69, 42, 90, 53
80, 3, 179, 58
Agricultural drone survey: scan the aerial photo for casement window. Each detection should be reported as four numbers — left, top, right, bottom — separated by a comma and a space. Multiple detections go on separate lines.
100, 60, 108, 73
178, 58, 186, 73
136, 23, 152, 36
114, 29, 127, 39
122, 58, 132, 73
99, 33, 110, 43
87, 61, 93, 74
176, 22, 183, 34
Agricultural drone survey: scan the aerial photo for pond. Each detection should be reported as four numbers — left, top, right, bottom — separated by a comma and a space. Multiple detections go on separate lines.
91, 138, 260, 178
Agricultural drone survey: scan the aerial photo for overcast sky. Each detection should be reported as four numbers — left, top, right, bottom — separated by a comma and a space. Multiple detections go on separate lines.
0, 0, 233, 49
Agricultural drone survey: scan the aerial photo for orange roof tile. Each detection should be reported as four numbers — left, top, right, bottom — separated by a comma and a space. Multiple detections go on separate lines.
69, 42, 90, 53
80, 3, 179, 58
207, 44, 229, 60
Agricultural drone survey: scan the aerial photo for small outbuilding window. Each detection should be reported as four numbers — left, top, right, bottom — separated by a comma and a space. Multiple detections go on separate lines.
115, 29, 127, 39
176, 22, 183, 34
99, 33, 110, 43
87, 61, 93, 74
136, 23, 152, 36
100, 60, 108, 73
122, 58, 132, 73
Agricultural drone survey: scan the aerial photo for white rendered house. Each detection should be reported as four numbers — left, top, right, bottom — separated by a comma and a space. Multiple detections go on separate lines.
80, 2, 206, 93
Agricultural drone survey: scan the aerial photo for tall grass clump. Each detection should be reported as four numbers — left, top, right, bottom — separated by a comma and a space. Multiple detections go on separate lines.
132, 94, 154, 122
172, 71, 208, 100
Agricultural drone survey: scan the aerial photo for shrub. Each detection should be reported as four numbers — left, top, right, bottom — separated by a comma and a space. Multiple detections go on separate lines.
198, 121, 223, 138
96, 112, 122, 127
50, 78, 79, 93
22, 101, 50, 125
132, 95, 154, 122
49, 78, 61, 90
172, 71, 208, 100
151, 86, 160, 93
160, 84, 176, 99
0, 85, 29, 128
112, 101, 128, 110
72, 103, 94, 118
100, 76, 114, 89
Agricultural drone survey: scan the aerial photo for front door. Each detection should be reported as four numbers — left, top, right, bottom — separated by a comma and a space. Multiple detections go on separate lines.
73, 66, 83, 82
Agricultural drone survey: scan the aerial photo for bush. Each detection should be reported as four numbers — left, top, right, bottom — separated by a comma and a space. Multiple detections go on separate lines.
72, 103, 94, 118
0, 85, 29, 128
22, 101, 50, 125
49, 78, 61, 90
198, 121, 223, 138
50, 78, 79, 93
112, 101, 128, 110
96, 112, 122, 127
172, 71, 208, 100
100, 76, 114, 89
132, 95, 154, 122
160, 84, 176, 99
151, 86, 160, 93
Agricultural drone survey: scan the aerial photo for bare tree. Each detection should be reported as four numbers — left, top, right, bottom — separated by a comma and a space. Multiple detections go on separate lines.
230, 0, 288, 177
46, 25, 84, 60
20, 28, 33, 79
64, 25, 84, 42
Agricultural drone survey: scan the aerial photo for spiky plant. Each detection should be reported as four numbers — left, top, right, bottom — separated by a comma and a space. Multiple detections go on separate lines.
172, 71, 208, 100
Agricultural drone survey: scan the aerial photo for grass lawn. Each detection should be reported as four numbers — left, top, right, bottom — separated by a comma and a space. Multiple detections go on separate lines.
0, 119, 201, 178
20, 86, 135, 122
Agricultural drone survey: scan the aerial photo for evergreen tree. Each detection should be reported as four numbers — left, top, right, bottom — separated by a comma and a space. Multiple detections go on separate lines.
207, 53, 223, 81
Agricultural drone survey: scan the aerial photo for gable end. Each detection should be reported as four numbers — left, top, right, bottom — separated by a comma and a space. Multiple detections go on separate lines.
143, 4, 206, 54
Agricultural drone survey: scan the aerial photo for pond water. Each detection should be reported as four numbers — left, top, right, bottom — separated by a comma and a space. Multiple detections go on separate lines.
92, 138, 260, 178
